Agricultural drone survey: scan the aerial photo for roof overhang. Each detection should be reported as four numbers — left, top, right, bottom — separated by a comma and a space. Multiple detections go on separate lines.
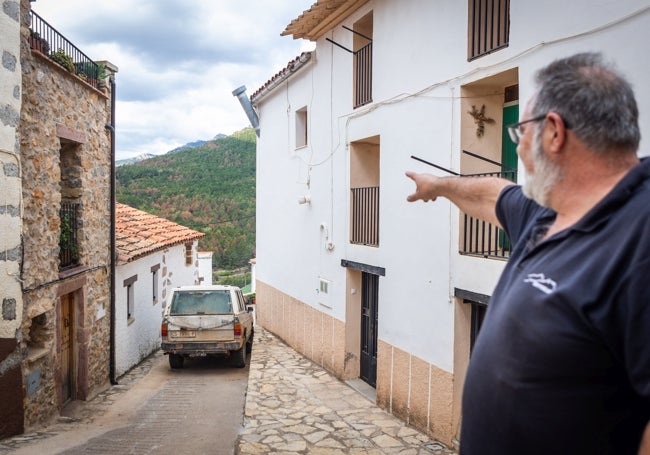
250, 52, 313, 105
282, 0, 370, 41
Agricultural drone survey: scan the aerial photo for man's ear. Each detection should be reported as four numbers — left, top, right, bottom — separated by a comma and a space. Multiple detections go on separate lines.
545, 112, 569, 154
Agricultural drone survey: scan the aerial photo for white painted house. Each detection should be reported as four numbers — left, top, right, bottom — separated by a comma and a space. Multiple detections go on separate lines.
114, 203, 205, 377
244, 0, 650, 446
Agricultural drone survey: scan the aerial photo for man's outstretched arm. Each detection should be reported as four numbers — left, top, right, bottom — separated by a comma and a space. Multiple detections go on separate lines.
405, 171, 511, 228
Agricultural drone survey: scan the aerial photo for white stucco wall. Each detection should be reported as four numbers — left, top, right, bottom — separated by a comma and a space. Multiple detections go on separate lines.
198, 251, 213, 285
254, 0, 650, 373
0, 1, 23, 339
115, 241, 202, 376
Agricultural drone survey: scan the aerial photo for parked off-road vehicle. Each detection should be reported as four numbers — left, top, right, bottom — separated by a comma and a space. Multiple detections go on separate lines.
161, 285, 254, 369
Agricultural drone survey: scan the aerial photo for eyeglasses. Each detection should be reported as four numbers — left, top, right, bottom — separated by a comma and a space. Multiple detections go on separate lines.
506, 114, 547, 145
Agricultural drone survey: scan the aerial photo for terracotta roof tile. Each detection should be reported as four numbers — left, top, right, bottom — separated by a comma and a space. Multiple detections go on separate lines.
115, 203, 205, 264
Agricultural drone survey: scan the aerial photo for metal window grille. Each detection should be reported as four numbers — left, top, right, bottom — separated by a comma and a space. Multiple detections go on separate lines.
354, 42, 373, 108
468, 0, 510, 61
59, 202, 80, 268
351, 186, 379, 247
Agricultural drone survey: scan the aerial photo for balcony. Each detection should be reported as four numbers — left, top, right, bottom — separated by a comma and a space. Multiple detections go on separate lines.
460, 170, 516, 259
29, 11, 105, 90
354, 42, 373, 108
60, 202, 80, 269
351, 186, 379, 247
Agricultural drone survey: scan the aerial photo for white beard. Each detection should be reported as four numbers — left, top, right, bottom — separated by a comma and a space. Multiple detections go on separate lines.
522, 131, 562, 207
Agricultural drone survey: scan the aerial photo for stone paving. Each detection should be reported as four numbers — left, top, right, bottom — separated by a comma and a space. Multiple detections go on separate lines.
0, 328, 458, 455
238, 329, 458, 455
0, 351, 162, 454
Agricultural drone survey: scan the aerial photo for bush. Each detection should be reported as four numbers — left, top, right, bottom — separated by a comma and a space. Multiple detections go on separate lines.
51, 49, 74, 73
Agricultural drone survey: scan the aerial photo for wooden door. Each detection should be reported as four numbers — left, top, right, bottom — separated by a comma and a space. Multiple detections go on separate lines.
60, 294, 74, 403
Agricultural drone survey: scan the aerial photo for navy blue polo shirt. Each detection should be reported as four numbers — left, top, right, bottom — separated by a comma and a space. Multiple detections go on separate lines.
460, 158, 650, 455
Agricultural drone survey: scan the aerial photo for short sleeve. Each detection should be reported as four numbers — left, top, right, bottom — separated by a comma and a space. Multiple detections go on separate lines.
496, 185, 549, 245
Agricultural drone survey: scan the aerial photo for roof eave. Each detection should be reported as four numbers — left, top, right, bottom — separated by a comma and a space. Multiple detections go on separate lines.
250, 52, 313, 105
281, 0, 370, 41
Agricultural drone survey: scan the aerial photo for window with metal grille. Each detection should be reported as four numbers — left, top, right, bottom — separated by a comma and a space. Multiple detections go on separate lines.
468, 0, 510, 61
59, 201, 80, 268
351, 187, 379, 246
353, 12, 373, 108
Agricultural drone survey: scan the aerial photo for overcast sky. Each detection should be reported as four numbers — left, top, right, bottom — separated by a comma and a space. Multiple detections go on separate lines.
33, 0, 315, 160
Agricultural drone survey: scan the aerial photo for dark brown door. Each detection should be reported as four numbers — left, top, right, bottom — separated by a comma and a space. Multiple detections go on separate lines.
360, 272, 378, 387
60, 294, 74, 403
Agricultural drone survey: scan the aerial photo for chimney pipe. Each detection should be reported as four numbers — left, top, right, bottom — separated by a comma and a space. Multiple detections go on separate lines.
232, 85, 260, 137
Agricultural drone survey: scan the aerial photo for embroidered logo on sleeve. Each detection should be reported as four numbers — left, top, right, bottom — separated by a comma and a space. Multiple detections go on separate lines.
523, 273, 557, 294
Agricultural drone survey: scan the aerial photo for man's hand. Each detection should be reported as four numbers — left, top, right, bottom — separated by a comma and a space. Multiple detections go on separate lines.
405, 171, 441, 202
405, 171, 511, 228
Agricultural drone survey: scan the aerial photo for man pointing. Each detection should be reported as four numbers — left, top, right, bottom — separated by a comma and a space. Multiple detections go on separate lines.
407, 53, 650, 454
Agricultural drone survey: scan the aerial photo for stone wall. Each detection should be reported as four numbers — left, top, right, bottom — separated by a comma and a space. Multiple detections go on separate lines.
17, 0, 114, 429
0, 0, 25, 439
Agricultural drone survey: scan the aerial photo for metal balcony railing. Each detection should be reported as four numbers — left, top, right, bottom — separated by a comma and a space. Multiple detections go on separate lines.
460, 170, 516, 259
354, 42, 373, 108
60, 202, 80, 268
29, 11, 104, 90
351, 186, 379, 247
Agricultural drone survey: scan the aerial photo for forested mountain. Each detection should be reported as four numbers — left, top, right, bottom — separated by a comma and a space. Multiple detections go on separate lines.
116, 128, 256, 269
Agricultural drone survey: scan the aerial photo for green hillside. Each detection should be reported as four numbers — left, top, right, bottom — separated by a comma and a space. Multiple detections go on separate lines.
116, 128, 256, 269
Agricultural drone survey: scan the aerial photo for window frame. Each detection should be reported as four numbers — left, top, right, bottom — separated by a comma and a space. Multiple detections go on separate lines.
151, 264, 160, 304
123, 274, 138, 322
467, 0, 510, 61
295, 107, 308, 149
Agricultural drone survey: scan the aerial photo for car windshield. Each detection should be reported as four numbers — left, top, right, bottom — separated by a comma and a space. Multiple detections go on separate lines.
169, 290, 232, 315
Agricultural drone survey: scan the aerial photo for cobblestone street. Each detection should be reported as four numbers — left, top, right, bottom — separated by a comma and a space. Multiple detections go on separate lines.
0, 329, 457, 455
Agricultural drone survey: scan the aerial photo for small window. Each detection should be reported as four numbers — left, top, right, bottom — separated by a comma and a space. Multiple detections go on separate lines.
124, 275, 138, 321
468, 0, 510, 61
319, 278, 330, 294
151, 264, 160, 304
295, 107, 308, 148
236, 291, 246, 312
185, 243, 193, 265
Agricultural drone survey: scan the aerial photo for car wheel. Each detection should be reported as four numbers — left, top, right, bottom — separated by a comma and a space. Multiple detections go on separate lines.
231, 346, 246, 368
169, 354, 184, 369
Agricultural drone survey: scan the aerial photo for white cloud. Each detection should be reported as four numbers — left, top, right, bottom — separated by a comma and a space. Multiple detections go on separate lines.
32, 0, 314, 159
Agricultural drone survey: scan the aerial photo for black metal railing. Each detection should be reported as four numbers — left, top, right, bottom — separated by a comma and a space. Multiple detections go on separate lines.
59, 202, 80, 268
460, 170, 516, 259
354, 42, 373, 108
29, 11, 103, 90
351, 186, 379, 247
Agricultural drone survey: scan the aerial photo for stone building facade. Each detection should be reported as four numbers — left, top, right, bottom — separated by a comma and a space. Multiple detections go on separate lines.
0, 0, 117, 437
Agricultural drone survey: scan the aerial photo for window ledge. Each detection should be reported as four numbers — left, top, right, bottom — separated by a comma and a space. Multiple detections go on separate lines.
59, 265, 91, 280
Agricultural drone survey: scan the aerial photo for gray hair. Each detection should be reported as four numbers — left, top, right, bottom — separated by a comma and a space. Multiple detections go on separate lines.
532, 52, 640, 155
